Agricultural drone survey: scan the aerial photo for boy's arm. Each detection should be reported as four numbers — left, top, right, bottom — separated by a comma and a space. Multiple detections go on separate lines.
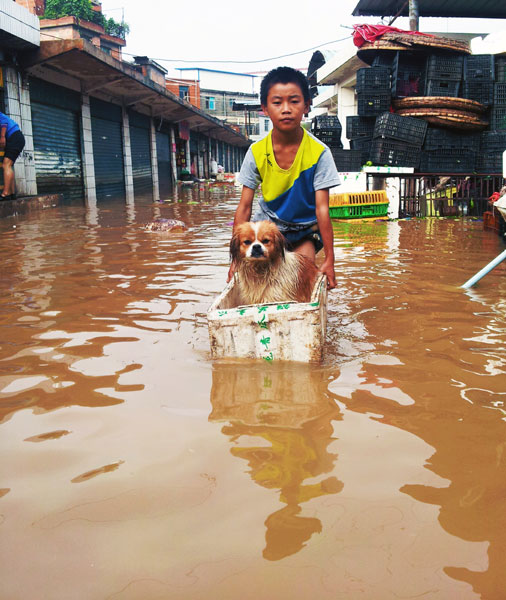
227, 185, 255, 282
0, 125, 6, 149
233, 185, 255, 227
315, 188, 336, 289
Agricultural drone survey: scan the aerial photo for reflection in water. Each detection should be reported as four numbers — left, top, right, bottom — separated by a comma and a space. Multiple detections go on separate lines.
328, 220, 506, 598
209, 362, 343, 560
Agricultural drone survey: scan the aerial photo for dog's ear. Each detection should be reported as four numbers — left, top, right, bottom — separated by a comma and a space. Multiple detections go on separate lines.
230, 230, 241, 261
274, 228, 286, 260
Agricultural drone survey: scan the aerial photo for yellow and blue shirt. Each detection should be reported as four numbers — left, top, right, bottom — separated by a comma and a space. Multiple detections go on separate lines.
238, 128, 340, 228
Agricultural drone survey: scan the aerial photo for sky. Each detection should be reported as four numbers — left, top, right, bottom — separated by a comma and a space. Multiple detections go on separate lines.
99, 0, 506, 85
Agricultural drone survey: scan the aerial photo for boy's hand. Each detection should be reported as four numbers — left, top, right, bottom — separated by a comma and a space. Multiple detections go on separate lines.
227, 261, 236, 283
318, 259, 336, 289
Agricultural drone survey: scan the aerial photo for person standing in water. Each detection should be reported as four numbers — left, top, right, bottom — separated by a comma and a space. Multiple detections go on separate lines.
0, 111, 25, 200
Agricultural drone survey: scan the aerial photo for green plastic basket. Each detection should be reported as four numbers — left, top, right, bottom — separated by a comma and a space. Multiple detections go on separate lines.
329, 202, 389, 219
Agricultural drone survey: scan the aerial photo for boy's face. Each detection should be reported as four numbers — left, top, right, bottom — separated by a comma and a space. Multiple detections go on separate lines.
262, 82, 310, 134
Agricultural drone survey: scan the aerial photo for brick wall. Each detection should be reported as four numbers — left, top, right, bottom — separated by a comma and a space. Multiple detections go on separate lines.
14, 0, 45, 16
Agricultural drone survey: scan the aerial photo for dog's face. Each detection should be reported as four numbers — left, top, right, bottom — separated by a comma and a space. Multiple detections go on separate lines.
230, 221, 285, 263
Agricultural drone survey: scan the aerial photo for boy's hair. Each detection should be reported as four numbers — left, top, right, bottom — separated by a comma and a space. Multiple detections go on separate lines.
260, 66, 311, 106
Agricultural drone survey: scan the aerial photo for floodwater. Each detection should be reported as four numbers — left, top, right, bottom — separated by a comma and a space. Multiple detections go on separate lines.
1, 184, 505, 600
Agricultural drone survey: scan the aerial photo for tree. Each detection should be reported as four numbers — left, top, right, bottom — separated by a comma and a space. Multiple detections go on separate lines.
44, 0, 94, 21
104, 18, 130, 38
43, 0, 129, 39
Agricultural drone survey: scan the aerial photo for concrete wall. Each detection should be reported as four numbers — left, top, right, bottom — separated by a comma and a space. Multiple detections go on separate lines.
178, 69, 256, 95
165, 78, 201, 109
1, 0, 40, 47
3, 67, 37, 196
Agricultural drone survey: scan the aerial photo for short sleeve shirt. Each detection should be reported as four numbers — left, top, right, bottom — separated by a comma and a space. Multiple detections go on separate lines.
238, 128, 340, 225
0, 112, 20, 139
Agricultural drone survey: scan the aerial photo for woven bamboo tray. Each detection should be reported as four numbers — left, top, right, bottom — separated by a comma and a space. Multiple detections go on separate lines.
393, 96, 487, 114
357, 32, 470, 64
396, 107, 489, 130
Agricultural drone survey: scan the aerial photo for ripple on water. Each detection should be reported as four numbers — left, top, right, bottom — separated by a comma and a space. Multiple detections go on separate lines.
0, 193, 505, 598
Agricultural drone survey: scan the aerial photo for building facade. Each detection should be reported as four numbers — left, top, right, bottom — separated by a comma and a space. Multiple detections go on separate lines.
177, 68, 261, 138
1, 1, 249, 205
165, 77, 201, 109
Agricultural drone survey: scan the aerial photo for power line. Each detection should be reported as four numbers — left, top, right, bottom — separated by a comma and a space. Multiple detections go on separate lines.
120, 36, 351, 65
19, 20, 351, 67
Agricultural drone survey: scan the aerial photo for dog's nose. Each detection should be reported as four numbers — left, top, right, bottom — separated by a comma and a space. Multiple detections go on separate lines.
251, 243, 264, 257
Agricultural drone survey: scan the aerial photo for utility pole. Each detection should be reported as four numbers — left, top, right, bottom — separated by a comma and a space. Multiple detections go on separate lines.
409, 0, 419, 31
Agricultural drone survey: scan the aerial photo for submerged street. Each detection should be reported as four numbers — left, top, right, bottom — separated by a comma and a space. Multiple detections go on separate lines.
1, 185, 505, 599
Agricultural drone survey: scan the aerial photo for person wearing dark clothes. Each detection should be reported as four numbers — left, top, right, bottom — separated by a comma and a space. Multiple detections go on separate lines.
0, 111, 25, 200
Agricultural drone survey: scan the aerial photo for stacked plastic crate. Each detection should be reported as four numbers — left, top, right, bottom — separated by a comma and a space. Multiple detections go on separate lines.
311, 115, 362, 173
478, 131, 506, 173
346, 115, 375, 165
421, 127, 480, 173
463, 55, 495, 106
341, 50, 506, 173
371, 112, 427, 168
391, 52, 425, 98
475, 55, 506, 173
425, 54, 463, 97
356, 66, 391, 116
419, 48, 473, 173
492, 74, 506, 132
312, 115, 343, 147
334, 66, 392, 171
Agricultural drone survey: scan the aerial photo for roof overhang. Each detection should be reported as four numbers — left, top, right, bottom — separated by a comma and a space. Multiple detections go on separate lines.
353, 0, 506, 19
312, 87, 336, 109
20, 39, 250, 147
232, 102, 261, 111
317, 40, 368, 86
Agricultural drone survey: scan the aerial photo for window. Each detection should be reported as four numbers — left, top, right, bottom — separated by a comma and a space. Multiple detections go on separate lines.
205, 96, 215, 110
264, 119, 270, 132
229, 98, 235, 109
179, 86, 189, 101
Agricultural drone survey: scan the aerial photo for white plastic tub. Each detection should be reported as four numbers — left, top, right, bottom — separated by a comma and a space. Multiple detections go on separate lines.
207, 274, 328, 362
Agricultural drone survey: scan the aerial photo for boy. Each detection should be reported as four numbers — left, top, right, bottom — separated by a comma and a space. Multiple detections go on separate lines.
228, 66, 340, 288
0, 111, 25, 200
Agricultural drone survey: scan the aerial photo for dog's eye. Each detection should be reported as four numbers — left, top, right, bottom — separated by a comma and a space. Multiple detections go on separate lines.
261, 239, 271, 244
243, 240, 252, 246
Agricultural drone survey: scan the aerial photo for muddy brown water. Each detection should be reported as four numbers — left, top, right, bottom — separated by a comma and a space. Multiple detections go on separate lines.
1, 184, 505, 600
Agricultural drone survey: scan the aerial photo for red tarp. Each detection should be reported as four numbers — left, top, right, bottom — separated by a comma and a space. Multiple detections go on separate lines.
352, 24, 434, 48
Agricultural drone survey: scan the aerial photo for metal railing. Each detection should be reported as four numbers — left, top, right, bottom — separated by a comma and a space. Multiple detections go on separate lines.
367, 173, 505, 217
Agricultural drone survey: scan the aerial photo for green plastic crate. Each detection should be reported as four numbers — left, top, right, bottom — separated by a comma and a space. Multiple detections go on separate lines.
329, 202, 389, 219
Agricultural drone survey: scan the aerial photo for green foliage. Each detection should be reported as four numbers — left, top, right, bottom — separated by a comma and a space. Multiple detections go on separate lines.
104, 18, 130, 38
44, 0, 94, 20
43, 0, 128, 39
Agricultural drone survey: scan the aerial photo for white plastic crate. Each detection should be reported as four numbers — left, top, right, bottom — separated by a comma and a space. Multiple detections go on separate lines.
207, 274, 328, 362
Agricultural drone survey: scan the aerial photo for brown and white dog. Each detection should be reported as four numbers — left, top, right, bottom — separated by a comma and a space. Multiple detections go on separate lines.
230, 221, 318, 305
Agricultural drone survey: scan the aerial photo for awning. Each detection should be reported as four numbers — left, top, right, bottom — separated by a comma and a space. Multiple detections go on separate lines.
352, 0, 506, 19
21, 39, 250, 147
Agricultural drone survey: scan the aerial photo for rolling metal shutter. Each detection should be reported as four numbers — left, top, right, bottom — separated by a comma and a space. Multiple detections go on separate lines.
223, 143, 228, 171
190, 133, 198, 155
90, 98, 125, 201
29, 78, 83, 201
218, 141, 224, 167
156, 130, 172, 199
129, 111, 152, 199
